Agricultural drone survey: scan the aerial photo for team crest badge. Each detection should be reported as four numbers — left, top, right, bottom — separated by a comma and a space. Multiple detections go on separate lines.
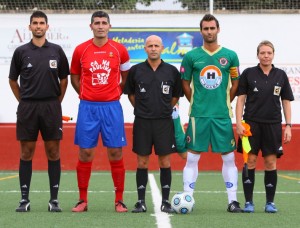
219, 57, 228, 66
186, 135, 191, 143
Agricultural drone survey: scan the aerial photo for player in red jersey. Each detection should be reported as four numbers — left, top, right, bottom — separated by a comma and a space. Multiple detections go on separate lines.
70, 11, 131, 213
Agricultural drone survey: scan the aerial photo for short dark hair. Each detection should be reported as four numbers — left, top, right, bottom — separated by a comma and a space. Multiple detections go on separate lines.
200, 14, 219, 30
30, 11, 48, 24
91, 11, 110, 24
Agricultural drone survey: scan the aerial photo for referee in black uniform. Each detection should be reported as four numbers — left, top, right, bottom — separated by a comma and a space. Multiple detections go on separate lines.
124, 35, 182, 213
236, 40, 294, 213
9, 11, 69, 212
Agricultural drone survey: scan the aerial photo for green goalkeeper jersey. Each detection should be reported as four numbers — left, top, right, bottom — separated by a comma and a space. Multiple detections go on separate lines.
180, 46, 240, 118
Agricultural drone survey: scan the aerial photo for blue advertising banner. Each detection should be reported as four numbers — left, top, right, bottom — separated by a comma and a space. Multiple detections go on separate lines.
109, 28, 203, 63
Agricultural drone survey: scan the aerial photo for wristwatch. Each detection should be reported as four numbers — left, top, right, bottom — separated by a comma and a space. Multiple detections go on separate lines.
286, 123, 292, 128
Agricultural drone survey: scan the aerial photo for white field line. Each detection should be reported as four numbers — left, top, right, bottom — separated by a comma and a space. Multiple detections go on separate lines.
148, 173, 172, 228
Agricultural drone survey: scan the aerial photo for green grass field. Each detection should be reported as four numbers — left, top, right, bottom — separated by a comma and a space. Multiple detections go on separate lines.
0, 171, 299, 228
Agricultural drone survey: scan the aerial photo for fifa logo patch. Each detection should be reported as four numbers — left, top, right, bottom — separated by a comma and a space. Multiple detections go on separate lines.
49, 60, 57, 68
273, 86, 281, 96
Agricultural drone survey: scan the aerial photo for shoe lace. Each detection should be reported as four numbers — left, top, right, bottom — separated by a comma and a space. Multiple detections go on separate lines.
75, 200, 85, 207
51, 200, 59, 207
116, 200, 127, 209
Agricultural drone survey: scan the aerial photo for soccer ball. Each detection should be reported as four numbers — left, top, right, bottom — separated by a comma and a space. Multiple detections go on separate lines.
171, 192, 195, 214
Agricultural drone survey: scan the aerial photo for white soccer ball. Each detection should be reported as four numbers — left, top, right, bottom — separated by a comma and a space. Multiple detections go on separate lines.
171, 192, 195, 214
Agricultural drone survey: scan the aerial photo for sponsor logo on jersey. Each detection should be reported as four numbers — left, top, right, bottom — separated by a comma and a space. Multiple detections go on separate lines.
90, 60, 111, 85
199, 65, 222, 89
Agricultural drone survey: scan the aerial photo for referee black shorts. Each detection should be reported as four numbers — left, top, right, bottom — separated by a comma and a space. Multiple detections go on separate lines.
237, 120, 283, 158
17, 98, 62, 141
132, 117, 177, 156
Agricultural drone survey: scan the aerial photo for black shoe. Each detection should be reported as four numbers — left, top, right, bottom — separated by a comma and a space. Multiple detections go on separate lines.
132, 200, 147, 213
48, 199, 62, 212
161, 200, 175, 213
16, 199, 30, 212
227, 201, 243, 213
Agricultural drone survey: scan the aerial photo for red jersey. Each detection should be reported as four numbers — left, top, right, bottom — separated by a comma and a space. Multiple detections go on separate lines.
71, 39, 130, 101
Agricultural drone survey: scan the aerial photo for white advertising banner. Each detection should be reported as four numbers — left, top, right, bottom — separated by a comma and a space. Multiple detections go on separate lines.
0, 14, 299, 123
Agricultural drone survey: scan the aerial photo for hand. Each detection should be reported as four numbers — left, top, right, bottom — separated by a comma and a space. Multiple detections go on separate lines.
283, 126, 292, 144
236, 123, 245, 139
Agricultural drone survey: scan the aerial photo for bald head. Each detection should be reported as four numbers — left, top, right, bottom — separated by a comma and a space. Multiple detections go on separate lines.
145, 35, 163, 46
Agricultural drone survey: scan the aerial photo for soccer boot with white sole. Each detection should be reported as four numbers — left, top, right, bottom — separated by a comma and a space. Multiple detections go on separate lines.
16, 199, 30, 212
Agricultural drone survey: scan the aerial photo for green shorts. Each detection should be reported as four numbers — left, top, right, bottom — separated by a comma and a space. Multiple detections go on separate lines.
185, 117, 236, 153
173, 116, 187, 153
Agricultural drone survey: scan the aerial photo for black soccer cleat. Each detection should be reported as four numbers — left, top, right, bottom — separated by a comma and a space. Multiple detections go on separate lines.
132, 200, 147, 213
48, 199, 62, 212
227, 201, 243, 213
16, 199, 30, 212
161, 200, 175, 213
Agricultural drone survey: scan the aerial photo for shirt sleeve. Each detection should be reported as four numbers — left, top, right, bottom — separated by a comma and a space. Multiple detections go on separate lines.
123, 65, 136, 95
172, 67, 183, 97
230, 51, 240, 80
9, 48, 21, 80
236, 68, 249, 96
281, 70, 294, 101
119, 44, 131, 72
180, 53, 193, 81
58, 46, 70, 79
70, 46, 81, 75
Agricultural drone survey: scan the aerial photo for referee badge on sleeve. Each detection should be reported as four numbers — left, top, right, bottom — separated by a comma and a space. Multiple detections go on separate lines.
49, 60, 58, 68
273, 86, 281, 96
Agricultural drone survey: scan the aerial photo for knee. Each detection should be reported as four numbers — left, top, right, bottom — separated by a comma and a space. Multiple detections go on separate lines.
247, 156, 257, 169
221, 152, 235, 166
79, 149, 94, 162
47, 150, 60, 161
185, 152, 200, 167
264, 156, 277, 170
137, 157, 149, 169
158, 157, 170, 168
20, 151, 34, 161
108, 148, 123, 161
